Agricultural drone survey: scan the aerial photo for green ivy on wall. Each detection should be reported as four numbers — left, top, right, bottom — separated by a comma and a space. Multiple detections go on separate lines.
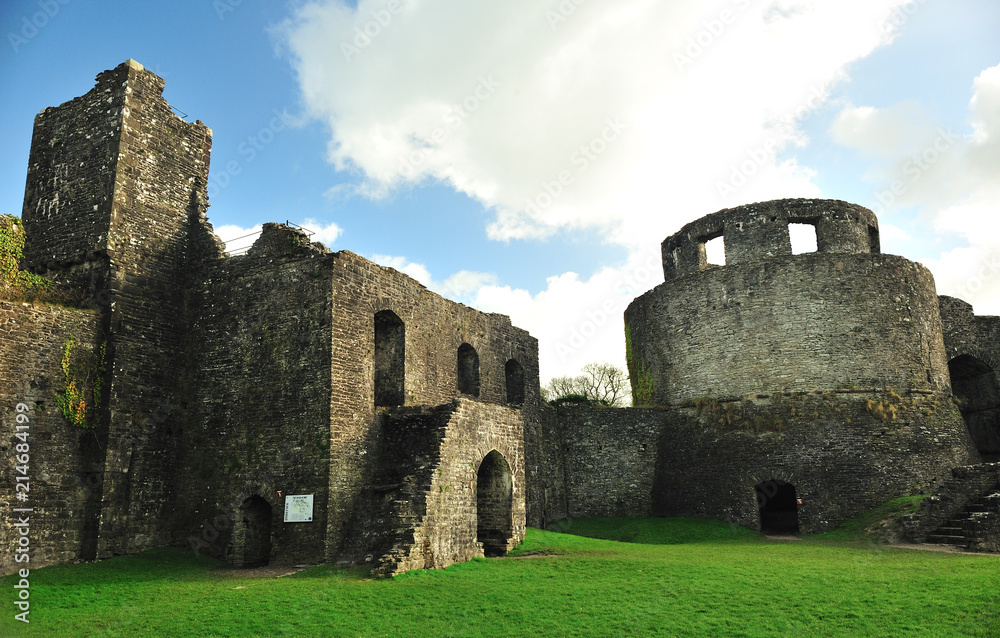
624, 321, 653, 406
0, 214, 54, 302
55, 335, 106, 429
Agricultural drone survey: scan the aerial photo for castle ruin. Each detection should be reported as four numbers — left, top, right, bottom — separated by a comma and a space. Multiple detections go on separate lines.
2, 61, 998, 576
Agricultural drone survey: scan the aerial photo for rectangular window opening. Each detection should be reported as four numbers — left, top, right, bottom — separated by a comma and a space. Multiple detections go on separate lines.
868, 225, 881, 254
789, 222, 818, 255
704, 235, 726, 266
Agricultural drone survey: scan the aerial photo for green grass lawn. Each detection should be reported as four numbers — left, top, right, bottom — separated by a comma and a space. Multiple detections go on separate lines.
2, 514, 998, 637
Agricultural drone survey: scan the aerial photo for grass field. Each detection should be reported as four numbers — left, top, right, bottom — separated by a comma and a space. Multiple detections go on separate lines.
2, 509, 998, 637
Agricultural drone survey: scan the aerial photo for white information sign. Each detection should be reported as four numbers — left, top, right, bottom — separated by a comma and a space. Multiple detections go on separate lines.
283, 494, 314, 523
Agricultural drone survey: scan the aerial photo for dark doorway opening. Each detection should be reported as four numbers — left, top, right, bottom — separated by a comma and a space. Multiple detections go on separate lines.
756, 480, 799, 534
375, 310, 405, 407
239, 495, 272, 568
505, 358, 525, 405
949, 355, 1000, 461
477, 450, 513, 557
457, 343, 480, 397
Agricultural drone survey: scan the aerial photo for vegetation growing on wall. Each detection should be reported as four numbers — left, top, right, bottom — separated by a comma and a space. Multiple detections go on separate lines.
0, 214, 54, 302
55, 335, 106, 428
624, 322, 653, 406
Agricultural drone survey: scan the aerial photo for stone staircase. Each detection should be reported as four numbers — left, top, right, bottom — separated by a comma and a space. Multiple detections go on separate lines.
925, 491, 1000, 549
900, 463, 1000, 552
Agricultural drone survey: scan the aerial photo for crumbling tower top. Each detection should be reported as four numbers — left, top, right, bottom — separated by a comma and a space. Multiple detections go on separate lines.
661, 198, 880, 281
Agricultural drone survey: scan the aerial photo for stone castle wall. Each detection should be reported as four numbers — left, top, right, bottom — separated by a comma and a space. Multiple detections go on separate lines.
540, 397, 976, 533
539, 406, 663, 522
3, 61, 537, 575
323, 248, 539, 558
349, 400, 526, 576
6, 61, 999, 575
0, 302, 102, 573
169, 224, 335, 566
17, 59, 216, 561
939, 296, 1000, 455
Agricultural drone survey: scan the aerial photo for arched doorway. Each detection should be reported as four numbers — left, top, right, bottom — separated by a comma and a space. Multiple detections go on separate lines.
949, 354, 1000, 461
477, 450, 513, 557
239, 495, 272, 568
756, 480, 799, 534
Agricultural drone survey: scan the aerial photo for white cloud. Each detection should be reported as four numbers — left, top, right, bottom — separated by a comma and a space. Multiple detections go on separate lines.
834, 63, 1000, 315
472, 248, 663, 380
830, 101, 938, 159
278, 0, 912, 248
368, 253, 498, 306
276, 0, 946, 381
214, 223, 262, 254
301, 218, 344, 247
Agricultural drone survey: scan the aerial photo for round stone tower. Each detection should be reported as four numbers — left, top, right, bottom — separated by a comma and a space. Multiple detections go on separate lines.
627, 199, 951, 404
625, 199, 979, 533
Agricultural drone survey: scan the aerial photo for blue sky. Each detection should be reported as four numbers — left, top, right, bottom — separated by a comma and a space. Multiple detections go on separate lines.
2, 0, 998, 381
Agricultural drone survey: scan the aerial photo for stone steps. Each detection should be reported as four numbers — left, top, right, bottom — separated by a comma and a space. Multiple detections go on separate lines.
925, 491, 1000, 549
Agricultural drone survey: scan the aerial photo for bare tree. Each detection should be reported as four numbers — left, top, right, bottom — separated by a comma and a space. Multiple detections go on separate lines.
541, 375, 587, 403
542, 362, 629, 407
580, 362, 629, 407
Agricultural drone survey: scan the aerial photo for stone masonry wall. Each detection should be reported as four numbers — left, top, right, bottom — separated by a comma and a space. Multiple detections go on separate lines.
626, 253, 951, 406
538, 397, 976, 534
939, 296, 1000, 455
325, 250, 539, 560
403, 399, 525, 572
540, 406, 663, 521
0, 302, 101, 573
171, 224, 334, 566
16, 59, 215, 561
20, 66, 122, 283
661, 199, 879, 281
651, 394, 976, 532
345, 400, 525, 576
92, 61, 213, 559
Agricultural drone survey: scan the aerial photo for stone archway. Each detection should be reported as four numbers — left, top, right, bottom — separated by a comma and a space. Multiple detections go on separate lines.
756, 480, 799, 534
949, 354, 1000, 461
477, 450, 513, 557
237, 495, 272, 568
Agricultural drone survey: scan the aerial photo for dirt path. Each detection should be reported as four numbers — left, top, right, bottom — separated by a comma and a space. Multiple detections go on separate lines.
211, 564, 314, 579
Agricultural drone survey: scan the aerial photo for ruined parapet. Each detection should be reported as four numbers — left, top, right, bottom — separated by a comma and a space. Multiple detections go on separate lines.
21, 59, 213, 294
661, 198, 879, 281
